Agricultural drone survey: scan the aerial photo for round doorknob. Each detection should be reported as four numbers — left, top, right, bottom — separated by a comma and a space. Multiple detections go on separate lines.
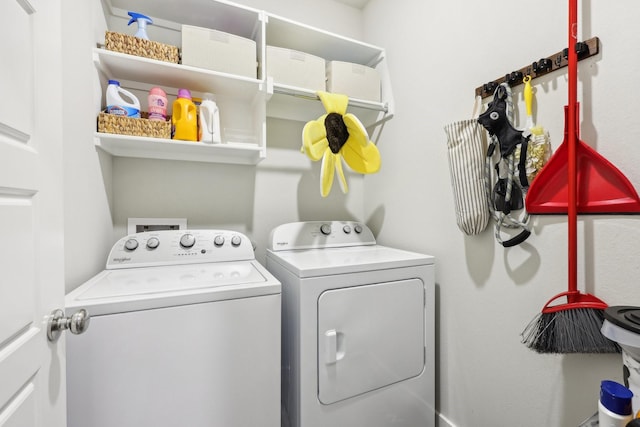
47, 308, 90, 342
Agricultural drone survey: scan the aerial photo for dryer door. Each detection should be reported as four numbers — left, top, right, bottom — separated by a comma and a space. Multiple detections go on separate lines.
317, 279, 424, 404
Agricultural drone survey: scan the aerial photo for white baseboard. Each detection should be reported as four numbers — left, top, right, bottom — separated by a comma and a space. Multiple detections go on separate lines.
437, 412, 457, 427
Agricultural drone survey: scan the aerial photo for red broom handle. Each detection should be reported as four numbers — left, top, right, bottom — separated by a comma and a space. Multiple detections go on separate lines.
567, 0, 578, 295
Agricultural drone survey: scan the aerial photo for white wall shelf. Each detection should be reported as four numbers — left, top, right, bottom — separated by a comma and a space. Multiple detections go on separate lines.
267, 83, 390, 129
264, 12, 394, 130
95, 0, 394, 165
95, 133, 264, 165
93, 48, 263, 100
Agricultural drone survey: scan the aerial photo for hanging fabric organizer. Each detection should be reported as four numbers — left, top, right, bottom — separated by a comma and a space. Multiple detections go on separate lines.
475, 37, 599, 99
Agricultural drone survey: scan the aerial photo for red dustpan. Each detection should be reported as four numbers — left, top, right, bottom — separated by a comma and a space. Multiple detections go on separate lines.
526, 105, 640, 214
525, 19, 640, 215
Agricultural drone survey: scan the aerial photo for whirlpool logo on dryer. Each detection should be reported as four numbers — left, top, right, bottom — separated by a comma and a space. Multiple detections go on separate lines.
112, 257, 132, 263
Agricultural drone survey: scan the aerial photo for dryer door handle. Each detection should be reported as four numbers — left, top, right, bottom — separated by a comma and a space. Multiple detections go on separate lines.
324, 329, 345, 364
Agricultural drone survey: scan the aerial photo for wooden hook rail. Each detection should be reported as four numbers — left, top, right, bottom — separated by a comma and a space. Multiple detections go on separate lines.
475, 36, 600, 99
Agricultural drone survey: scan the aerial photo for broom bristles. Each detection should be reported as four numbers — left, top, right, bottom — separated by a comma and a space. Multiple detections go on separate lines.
522, 308, 620, 354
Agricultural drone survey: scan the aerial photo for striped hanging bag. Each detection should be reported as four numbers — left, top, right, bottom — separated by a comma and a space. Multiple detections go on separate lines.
444, 97, 490, 235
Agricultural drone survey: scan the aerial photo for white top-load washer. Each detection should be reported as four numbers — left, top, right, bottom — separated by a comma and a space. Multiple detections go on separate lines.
65, 229, 281, 427
266, 221, 435, 427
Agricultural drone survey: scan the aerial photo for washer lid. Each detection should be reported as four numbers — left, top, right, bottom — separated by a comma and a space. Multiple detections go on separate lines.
66, 261, 280, 316
266, 244, 434, 278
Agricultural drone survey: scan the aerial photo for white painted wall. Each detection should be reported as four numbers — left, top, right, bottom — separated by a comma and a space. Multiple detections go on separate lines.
363, 0, 640, 426
63, 0, 366, 293
62, 0, 114, 291
62, 0, 640, 425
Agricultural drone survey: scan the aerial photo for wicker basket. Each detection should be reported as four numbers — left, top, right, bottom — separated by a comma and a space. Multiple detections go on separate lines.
97, 112, 171, 139
105, 31, 179, 64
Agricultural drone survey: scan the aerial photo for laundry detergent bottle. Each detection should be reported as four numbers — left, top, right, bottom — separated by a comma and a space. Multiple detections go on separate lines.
171, 89, 198, 141
198, 92, 221, 143
106, 79, 141, 118
148, 87, 167, 121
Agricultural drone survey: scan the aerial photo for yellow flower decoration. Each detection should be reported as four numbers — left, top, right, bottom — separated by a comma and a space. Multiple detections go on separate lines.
302, 91, 381, 197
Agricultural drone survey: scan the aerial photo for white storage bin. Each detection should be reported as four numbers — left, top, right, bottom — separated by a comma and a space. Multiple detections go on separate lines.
181, 25, 257, 78
266, 45, 326, 92
326, 61, 381, 102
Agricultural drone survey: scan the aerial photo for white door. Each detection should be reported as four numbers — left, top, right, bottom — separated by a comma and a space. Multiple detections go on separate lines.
317, 279, 425, 405
0, 0, 66, 426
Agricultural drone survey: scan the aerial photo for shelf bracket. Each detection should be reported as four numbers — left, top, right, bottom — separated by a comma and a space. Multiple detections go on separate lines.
475, 36, 600, 99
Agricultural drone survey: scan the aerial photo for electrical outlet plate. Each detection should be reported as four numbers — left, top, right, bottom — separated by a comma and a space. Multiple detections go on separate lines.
127, 218, 187, 235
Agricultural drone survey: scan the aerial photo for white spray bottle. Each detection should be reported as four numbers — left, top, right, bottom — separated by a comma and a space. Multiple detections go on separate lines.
199, 93, 222, 144
127, 11, 153, 40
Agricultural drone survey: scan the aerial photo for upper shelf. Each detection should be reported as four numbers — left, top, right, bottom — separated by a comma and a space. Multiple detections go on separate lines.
263, 13, 393, 128
93, 48, 263, 98
104, 0, 262, 39
94, 48, 391, 126
265, 13, 384, 66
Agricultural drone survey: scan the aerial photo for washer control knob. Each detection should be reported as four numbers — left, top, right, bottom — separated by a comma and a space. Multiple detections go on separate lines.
354, 224, 363, 234
124, 239, 138, 251
146, 237, 160, 249
343, 225, 352, 234
320, 224, 332, 235
231, 235, 242, 247
180, 233, 196, 248
214, 235, 225, 247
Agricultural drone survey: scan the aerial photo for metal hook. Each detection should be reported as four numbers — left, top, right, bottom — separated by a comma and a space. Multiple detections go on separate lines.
533, 58, 552, 74
556, 53, 564, 67
575, 41, 589, 59
483, 81, 498, 95
505, 71, 524, 86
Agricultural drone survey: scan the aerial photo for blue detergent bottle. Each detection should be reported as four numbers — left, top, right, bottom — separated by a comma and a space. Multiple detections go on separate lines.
127, 11, 153, 40
105, 80, 141, 118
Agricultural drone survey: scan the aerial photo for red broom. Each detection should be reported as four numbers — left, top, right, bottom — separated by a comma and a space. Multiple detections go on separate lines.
521, 0, 619, 354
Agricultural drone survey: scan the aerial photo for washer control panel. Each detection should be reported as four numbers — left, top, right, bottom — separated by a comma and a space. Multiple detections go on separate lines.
268, 221, 376, 251
107, 229, 254, 269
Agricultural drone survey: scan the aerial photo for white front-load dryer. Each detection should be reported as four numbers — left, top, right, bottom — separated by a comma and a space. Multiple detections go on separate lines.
266, 221, 435, 427
65, 229, 281, 427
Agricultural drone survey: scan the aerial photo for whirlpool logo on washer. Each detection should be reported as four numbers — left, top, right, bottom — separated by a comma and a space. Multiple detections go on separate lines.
112, 257, 132, 263
275, 241, 289, 247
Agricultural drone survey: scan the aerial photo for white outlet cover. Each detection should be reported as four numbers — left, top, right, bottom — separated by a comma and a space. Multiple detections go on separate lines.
127, 218, 187, 235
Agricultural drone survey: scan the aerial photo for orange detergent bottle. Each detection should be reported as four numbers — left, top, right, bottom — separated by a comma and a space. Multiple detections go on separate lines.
171, 89, 198, 141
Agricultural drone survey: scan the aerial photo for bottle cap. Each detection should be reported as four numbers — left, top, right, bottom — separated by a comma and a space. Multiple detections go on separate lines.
108, 79, 120, 86
203, 92, 216, 101
149, 87, 166, 97
601, 380, 633, 415
177, 89, 192, 99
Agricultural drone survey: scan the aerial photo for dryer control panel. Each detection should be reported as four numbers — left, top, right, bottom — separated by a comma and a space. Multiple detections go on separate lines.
268, 221, 376, 251
107, 229, 254, 269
